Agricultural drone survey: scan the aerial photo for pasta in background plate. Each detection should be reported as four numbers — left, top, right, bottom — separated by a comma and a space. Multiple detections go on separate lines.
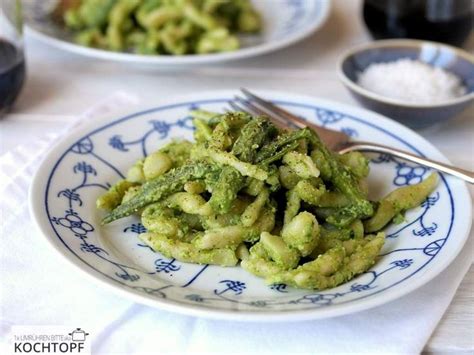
59, 0, 262, 55
97, 110, 438, 290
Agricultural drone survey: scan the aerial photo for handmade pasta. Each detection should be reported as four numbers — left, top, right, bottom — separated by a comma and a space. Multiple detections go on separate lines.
97, 110, 438, 290
62, 0, 262, 55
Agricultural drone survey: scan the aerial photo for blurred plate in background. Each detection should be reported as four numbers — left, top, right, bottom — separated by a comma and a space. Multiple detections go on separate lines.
24, 0, 331, 66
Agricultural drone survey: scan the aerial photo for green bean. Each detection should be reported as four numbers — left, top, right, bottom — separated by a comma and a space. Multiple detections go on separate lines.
208, 166, 245, 214
256, 129, 311, 165
193, 119, 213, 143
259, 141, 300, 167
121, 185, 140, 204
231, 117, 277, 163
102, 162, 219, 224
365, 173, 438, 233
98, 109, 438, 291
310, 131, 373, 226
206, 112, 250, 150
339, 152, 370, 179
308, 131, 373, 227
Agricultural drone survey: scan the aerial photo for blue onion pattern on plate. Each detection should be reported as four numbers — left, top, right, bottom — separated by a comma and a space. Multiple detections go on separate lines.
29, 91, 472, 321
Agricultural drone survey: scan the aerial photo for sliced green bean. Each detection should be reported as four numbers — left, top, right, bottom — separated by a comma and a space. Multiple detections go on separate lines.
365, 173, 438, 233
208, 166, 245, 214
102, 162, 219, 224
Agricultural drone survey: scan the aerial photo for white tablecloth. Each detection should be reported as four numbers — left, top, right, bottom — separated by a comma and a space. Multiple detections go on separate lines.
1, 92, 473, 355
1, 0, 473, 353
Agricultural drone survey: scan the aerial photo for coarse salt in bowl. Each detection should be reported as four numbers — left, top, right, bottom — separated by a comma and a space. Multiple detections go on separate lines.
357, 59, 467, 104
338, 39, 474, 129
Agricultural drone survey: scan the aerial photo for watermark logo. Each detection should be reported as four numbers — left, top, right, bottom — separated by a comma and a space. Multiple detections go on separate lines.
10, 326, 91, 355
68, 329, 89, 342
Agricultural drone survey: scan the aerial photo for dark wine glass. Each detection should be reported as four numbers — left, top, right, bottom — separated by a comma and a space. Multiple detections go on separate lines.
363, 0, 474, 47
0, 0, 26, 116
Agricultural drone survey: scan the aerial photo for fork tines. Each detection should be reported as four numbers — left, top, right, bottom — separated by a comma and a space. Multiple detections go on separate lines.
240, 89, 308, 129
230, 91, 299, 130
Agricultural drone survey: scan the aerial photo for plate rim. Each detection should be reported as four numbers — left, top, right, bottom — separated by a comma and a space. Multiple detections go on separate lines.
25, 0, 331, 65
29, 90, 472, 321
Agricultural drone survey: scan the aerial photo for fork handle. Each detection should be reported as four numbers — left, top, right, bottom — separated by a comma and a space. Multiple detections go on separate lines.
339, 141, 474, 184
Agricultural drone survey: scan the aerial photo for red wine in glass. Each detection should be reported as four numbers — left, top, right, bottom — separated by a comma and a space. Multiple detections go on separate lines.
363, 0, 474, 47
0, 38, 25, 114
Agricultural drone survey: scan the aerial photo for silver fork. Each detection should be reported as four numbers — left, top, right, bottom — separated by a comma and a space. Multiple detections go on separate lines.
230, 89, 474, 184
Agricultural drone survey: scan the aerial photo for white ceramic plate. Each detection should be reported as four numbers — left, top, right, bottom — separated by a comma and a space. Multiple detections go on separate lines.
29, 90, 472, 321
24, 0, 331, 65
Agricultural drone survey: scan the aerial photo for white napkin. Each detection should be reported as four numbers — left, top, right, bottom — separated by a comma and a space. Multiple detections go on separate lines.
1, 94, 473, 355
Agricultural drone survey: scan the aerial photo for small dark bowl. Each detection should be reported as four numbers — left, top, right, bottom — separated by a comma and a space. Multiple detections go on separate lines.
338, 39, 474, 129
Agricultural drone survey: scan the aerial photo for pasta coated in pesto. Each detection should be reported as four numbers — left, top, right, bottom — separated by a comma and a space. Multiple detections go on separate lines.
61, 0, 262, 55
98, 110, 439, 290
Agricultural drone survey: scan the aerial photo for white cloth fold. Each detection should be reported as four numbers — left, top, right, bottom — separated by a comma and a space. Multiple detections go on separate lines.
0, 95, 472, 355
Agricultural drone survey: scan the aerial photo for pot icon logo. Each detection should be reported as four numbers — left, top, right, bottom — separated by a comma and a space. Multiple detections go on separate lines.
68, 328, 89, 342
